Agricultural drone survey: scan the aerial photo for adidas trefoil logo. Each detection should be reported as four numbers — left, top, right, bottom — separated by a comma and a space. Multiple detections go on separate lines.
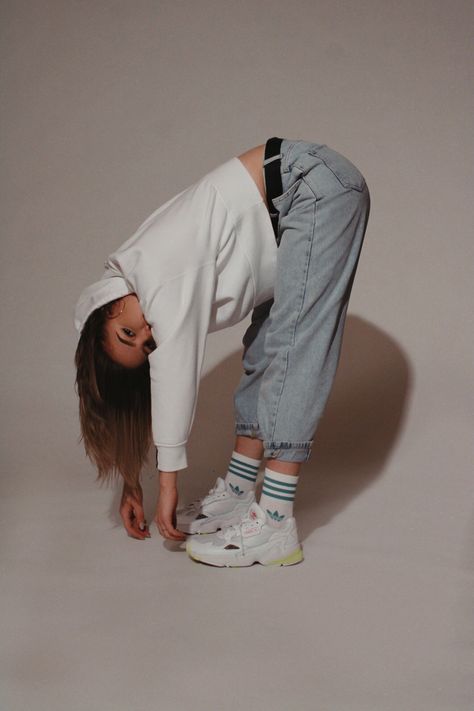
267, 509, 285, 522
229, 483, 244, 496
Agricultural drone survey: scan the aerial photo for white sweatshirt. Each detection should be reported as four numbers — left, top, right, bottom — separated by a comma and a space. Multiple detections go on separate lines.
74, 155, 277, 472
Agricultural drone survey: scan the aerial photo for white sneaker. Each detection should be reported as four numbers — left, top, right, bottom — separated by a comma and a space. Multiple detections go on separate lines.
186, 501, 304, 567
176, 477, 255, 534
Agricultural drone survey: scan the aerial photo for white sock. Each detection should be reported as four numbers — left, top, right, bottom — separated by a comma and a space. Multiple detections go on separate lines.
224, 450, 261, 496
258, 468, 299, 525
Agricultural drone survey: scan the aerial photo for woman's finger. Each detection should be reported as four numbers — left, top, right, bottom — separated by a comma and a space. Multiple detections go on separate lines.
125, 523, 148, 540
130, 511, 150, 539
154, 518, 166, 538
167, 525, 186, 541
165, 514, 186, 540
121, 507, 148, 540
132, 502, 151, 538
155, 517, 170, 540
137, 516, 151, 538
157, 518, 186, 541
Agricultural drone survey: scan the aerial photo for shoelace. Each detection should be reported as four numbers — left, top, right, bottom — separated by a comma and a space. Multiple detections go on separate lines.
182, 481, 225, 512
219, 513, 258, 542
218, 522, 244, 544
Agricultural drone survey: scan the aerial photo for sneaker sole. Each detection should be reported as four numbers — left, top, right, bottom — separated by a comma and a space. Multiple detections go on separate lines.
186, 542, 304, 567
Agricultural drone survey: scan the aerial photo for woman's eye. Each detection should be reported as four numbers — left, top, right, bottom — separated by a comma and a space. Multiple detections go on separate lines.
122, 328, 135, 338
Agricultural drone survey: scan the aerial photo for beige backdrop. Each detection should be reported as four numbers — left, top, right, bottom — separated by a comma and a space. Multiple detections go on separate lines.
1, 1, 473, 710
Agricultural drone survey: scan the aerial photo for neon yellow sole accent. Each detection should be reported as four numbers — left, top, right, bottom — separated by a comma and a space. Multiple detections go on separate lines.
186, 542, 304, 567
186, 542, 201, 561
264, 547, 304, 566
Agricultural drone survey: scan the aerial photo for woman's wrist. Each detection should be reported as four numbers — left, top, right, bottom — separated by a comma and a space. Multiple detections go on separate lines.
158, 470, 178, 489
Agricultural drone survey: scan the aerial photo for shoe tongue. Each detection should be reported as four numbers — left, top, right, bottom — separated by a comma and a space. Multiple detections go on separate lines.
247, 501, 266, 522
213, 476, 226, 492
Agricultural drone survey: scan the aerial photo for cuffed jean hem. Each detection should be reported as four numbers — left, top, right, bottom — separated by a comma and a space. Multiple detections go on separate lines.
264, 441, 313, 463
235, 426, 313, 463
235, 422, 263, 439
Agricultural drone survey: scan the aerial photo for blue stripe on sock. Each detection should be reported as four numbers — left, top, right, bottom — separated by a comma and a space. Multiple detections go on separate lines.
229, 464, 258, 479
261, 487, 294, 502
264, 475, 297, 490
230, 458, 259, 475
229, 469, 257, 483
261, 481, 295, 498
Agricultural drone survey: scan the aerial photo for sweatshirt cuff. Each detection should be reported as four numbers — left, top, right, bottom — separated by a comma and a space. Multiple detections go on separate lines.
155, 444, 188, 472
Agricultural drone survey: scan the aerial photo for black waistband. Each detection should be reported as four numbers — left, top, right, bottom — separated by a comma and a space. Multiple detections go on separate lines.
263, 137, 284, 246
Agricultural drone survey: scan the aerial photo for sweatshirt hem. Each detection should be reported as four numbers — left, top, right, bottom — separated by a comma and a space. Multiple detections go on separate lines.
155, 443, 188, 472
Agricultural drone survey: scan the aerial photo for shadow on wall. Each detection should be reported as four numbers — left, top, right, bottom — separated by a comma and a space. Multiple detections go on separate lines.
109, 315, 412, 541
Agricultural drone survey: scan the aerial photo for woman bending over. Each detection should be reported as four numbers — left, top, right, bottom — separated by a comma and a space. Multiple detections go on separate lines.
74, 137, 370, 567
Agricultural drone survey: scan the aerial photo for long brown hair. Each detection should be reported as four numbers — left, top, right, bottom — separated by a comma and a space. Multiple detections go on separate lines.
74, 298, 152, 491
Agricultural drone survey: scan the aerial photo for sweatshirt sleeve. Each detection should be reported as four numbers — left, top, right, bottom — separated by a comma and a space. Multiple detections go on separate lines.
145, 260, 217, 472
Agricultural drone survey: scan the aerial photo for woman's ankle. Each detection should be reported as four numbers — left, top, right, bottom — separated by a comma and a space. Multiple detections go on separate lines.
234, 435, 264, 460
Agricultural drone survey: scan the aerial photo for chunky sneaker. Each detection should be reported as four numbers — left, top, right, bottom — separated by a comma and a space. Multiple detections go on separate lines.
186, 501, 304, 567
176, 477, 255, 534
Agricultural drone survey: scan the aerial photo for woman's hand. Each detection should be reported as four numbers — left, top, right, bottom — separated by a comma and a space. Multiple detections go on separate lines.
154, 471, 187, 541
120, 481, 151, 540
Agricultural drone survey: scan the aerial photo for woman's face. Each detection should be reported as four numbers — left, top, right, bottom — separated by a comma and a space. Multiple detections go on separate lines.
102, 294, 157, 368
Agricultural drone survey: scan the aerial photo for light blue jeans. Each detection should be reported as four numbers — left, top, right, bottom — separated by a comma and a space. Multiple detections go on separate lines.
233, 138, 371, 462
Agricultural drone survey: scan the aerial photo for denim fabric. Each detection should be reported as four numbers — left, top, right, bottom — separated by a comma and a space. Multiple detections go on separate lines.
233, 139, 371, 462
